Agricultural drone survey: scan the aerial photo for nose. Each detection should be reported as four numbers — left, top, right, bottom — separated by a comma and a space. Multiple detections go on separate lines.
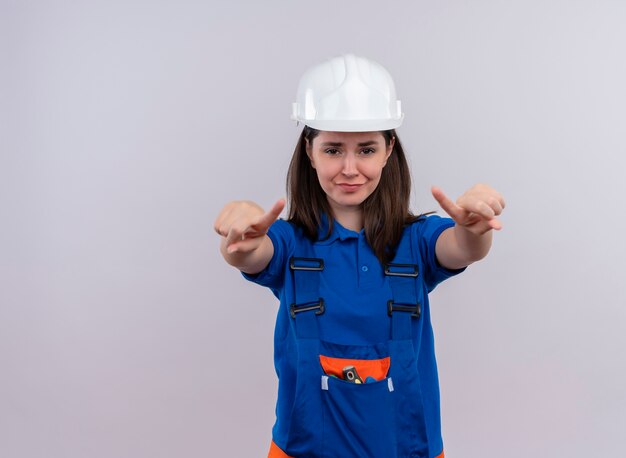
341, 153, 358, 177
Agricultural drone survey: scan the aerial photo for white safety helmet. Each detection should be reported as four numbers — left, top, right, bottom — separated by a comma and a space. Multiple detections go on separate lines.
291, 54, 404, 132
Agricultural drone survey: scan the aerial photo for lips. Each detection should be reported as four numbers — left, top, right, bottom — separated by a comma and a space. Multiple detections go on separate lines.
337, 183, 364, 192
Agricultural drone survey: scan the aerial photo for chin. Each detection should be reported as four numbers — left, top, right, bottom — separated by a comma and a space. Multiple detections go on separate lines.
333, 197, 368, 208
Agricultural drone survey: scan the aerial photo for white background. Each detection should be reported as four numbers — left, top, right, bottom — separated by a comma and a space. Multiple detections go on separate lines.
2, 0, 625, 456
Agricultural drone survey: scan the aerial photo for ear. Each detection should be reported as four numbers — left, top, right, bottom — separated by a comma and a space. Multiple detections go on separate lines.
305, 138, 316, 169
383, 136, 395, 166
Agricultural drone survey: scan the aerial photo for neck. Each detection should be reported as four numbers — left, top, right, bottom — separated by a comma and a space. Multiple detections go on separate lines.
332, 208, 363, 232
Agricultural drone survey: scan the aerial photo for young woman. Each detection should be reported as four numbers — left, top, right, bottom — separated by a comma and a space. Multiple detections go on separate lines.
215, 54, 505, 458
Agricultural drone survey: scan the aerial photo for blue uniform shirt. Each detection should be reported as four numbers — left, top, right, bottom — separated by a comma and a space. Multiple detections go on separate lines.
243, 214, 464, 457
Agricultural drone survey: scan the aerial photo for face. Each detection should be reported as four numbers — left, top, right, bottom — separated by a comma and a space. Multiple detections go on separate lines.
306, 131, 394, 219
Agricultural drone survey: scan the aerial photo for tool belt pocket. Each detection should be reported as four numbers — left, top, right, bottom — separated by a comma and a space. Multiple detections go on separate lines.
319, 354, 397, 457
320, 355, 390, 383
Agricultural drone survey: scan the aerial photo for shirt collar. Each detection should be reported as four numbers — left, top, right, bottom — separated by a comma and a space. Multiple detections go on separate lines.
315, 212, 362, 245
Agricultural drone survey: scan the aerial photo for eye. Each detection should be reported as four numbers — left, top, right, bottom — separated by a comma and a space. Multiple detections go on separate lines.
360, 148, 376, 155
324, 148, 341, 156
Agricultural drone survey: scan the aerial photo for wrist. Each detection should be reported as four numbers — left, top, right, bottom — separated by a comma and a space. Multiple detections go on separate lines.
452, 224, 493, 262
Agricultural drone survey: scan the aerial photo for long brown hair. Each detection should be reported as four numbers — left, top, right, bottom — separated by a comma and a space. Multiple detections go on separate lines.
286, 126, 425, 264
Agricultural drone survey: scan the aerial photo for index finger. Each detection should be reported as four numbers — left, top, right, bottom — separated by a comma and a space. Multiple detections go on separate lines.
251, 198, 286, 233
431, 186, 466, 222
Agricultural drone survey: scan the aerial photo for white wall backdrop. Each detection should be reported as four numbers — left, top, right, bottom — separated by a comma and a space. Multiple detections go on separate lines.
2, 1, 625, 457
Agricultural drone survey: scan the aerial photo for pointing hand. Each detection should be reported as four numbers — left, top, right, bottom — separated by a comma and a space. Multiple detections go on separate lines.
431, 184, 505, 235
214, 199, 286, 254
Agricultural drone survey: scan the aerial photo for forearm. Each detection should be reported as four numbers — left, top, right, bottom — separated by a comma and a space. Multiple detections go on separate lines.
220, 234, 274, 275
436, 225, 493, 270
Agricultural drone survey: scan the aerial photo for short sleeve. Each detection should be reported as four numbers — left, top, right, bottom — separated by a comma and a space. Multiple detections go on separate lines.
241, 219, 294, 292
413, 214, 466, 292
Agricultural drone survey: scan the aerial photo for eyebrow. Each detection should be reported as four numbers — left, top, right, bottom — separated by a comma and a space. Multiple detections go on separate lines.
320, 141, 379, 147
